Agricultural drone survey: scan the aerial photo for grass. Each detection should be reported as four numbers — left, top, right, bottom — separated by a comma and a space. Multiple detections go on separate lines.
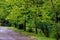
8, 27, 56, 40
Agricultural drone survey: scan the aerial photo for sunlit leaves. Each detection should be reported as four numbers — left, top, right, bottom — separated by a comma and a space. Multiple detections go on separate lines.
0, 0, 60, 28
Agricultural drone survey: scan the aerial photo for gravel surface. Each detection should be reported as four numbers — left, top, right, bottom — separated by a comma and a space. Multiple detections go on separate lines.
0, 27, 36, 40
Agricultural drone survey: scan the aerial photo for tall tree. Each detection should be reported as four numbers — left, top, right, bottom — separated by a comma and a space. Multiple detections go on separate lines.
51, 0, 59, 40
31, 0, 38, 34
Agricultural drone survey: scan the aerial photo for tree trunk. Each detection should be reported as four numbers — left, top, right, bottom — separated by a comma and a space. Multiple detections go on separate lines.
34, 12, 38, 34
23, 20, 26, 31
44, 27, 49, 37
51, 0, 59, 40
31, 0, 38, 34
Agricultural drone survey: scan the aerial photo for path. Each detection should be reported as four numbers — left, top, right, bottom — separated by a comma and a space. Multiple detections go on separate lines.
0, 27, 35, 40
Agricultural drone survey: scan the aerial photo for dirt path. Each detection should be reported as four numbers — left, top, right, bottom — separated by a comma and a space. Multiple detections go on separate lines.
0, 27, 36, 40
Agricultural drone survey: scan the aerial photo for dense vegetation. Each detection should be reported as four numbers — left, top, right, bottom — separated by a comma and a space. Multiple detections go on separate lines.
0, 0, 60, 40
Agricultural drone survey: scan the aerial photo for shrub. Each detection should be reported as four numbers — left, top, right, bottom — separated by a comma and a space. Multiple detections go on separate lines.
27, 27, 34, 32
18, 24, 24, 29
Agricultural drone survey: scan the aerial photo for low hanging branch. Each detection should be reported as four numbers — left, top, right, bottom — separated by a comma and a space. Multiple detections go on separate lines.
51, 0, 59, 40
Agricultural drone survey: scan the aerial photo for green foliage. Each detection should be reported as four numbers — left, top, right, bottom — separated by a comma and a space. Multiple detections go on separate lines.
0, 0, 60, 39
